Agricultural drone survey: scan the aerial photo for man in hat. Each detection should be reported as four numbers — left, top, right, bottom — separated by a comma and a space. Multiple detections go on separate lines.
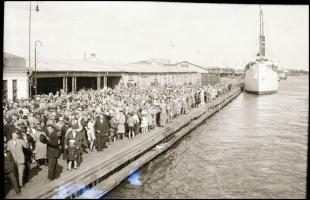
4, 138, 21, 196
45, 124, 60, 182
19, 125, 35, 185
60, 116, 70, 154
7, 131, 29, 188
94, 113, 109, 151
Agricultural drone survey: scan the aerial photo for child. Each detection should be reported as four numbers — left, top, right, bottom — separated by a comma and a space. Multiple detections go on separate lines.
147, 110, 154, 131
127, 113, 135, 139
109, 114, 117, 143
141, 112, 148, 133
117, 110, 126, 140
132, 111, 140, 136
67, 139, 78, 171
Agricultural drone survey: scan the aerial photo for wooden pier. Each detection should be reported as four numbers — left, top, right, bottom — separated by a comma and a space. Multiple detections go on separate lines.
6, 86, 242, 199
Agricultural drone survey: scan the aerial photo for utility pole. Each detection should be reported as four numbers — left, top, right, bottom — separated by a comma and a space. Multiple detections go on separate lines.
28, 2, 40, 98
34, 40, 42, 97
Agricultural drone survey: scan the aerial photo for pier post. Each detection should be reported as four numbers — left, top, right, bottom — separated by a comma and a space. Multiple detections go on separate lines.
72, 76, 76, 93
97, 76, 101, 90
103, 76, 107, 89
63, 77, 67, 93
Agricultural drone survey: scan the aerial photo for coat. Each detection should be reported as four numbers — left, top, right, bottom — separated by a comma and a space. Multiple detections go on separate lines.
20, 133, 35, 163
64, 130, 88, 150
30, 129, 47, 160
127, 116, 135, 127
7, 139, 29, 164
60, 124, 70, 151
4, 123, 15, 141
117, 112, 126, 134
94, 117, 109, 150
46, 130, 60, 159
67, 145, 78, 161
5, 151, 17, 174
109, 118, 117, 134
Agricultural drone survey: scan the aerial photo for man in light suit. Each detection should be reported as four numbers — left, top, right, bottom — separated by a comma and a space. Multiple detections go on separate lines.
7, 131, 29, 187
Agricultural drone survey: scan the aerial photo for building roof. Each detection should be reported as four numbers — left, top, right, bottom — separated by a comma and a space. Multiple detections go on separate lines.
133, 58, 170, 65
168, 61, 209, 73
3, 52, 28, 73
4, 52, 198, 74
3, 52, 24, 59
35, 57, 197, 74
36, 58, 123, 72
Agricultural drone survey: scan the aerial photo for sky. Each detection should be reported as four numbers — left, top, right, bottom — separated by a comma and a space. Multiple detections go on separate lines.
3, 1, 309, 70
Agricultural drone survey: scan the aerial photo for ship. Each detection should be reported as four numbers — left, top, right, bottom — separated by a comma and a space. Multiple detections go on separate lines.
278, 70, 287, 80
244, 6, 279, 95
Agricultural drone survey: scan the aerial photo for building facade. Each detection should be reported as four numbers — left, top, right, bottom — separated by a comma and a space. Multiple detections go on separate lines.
3, 53, 29, 101
3, 53, 212, 99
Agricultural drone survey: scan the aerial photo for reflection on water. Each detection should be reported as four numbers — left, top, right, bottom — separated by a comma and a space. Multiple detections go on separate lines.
105, 75, 308, 199
128, 170, 143, 186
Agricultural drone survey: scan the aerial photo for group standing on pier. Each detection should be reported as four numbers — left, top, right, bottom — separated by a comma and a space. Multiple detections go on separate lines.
3, 81, 233, 196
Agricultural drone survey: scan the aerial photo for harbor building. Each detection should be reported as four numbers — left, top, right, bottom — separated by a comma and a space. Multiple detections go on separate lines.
3, 53, 29, 101
3, 53, 212, 100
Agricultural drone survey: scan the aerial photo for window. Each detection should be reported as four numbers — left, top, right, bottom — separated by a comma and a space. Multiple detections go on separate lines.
13, 80, 17, 101
3, 80, 7, 101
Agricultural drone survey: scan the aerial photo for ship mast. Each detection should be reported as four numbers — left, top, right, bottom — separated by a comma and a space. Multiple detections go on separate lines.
259, 6, 266, 58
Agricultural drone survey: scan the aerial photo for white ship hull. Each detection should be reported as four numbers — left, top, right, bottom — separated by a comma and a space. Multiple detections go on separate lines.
244, 63, 278, 94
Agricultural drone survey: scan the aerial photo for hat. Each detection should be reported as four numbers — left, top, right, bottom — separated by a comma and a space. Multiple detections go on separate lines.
39, 134, 48, 144
63, 116, 69, 123
46, 123, 58, 131
71, 122, 79, 130
19, 125, 27, 133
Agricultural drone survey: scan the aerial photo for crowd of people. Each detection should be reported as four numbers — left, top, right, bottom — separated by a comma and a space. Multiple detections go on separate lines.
4, 81, 233, 196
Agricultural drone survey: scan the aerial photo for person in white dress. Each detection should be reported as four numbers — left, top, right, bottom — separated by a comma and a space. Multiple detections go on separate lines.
85, 116, 96, 151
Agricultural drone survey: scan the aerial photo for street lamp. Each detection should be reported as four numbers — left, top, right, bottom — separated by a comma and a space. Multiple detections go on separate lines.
34, 40, 42, 97
29, 1, 40, 97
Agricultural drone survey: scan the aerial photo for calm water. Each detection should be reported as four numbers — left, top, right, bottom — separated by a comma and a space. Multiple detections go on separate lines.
105, 75, 308, 199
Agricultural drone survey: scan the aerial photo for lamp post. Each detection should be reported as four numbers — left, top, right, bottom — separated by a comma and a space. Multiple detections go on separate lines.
34, 40, 42, 97
28, 1, 40, 98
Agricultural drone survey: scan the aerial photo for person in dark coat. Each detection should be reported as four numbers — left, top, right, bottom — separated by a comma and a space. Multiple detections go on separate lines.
4, 140, 21, 196
109, 114, 117, 143
94, 114, 109, 151
66, 139, 78, 171
60, 117, 70, 154
20, 125, 35, 185
4, 117, 16, 141
45, 124, 60, 182
64, 123, 87, 167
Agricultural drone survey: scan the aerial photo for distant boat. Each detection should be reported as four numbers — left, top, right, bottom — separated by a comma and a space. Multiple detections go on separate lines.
278, 71, 287, 80
244, 6, 279, 95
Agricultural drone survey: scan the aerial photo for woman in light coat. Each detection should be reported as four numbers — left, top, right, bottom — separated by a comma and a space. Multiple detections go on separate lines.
117, 110, 126, 140
30, 122, 47, 167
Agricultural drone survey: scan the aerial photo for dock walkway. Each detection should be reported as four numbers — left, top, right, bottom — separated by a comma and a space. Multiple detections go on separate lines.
6, 87, 242, 199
